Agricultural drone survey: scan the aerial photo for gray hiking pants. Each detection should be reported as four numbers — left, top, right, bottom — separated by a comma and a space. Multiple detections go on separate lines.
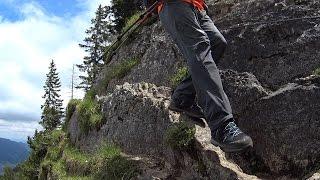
159, 1, 233, 131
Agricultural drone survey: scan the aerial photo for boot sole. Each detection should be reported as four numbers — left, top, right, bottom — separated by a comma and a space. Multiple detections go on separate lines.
168, 104, 204, 119
211, 140, 253, 153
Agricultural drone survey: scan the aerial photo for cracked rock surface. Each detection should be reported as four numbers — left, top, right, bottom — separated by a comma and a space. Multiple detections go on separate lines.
69, 83, 259, 179
70, 0, 320, 179
210, 0, 320, 89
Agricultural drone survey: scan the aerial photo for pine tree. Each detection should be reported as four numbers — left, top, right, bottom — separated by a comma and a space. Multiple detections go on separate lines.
77, 5, 112, 91
110, 0, 144, 33
40, 60, 64, 131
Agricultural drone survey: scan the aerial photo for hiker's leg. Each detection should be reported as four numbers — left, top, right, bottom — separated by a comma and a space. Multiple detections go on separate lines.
199, 11, 227, 64
171, 74, 196, 107
172, 11, 228, 106
159, 2, 233, 130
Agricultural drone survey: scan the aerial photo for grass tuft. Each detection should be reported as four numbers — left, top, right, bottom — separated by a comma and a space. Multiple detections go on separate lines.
94, 155, 139, 180
165, 122, 196, 151
63, 144, 92, 176
65, 99, 82, 123
77, 94, 103, 135
98, 58, 140, 93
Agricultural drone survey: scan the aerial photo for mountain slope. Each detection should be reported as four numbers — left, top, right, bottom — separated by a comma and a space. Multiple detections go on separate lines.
4, 0, 320, 179
0, 138, 29, 174
85, 0, 320, 178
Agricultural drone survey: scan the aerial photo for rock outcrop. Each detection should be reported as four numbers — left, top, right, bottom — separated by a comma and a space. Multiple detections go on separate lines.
70, 76, 320, 179
69, 82, 259, 179
239, 76, 320, 176
69, 0, 320, 179
210, 0, 320, 89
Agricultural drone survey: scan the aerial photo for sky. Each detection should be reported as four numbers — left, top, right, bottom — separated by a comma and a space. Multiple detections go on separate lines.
0, 0, 110, 142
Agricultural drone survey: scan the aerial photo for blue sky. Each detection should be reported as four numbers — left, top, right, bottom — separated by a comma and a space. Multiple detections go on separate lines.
0, 0, 110, 142
0, 0, 83, 21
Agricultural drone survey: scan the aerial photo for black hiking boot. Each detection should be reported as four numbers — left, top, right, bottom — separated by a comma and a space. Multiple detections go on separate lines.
211, 120, 253, 152
168, 101, 205, 119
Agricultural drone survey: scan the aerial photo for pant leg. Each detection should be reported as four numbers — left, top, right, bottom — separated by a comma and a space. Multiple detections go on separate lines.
171, 7, 228, 106
172, 74, 196, 107
199, 10, 227, 64
159, 1, 233, 131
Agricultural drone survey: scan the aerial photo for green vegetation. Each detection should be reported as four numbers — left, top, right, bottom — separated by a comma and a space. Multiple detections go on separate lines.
94, 155, 139, 180
77, 1, 144, 90
64, 99, 82, 129
122, 11, 142, 33
98, 57, 140, 93
40, 138, 137, 180
41, 60, 64, 131
77, 5, 112, 91
170, 67, 189, 88
110, 0, 144, 33
77, 93, 103, 135
312, 67, 320, 76
165, 122, 196, 151
1, 166, 15, 180
66, 51, 136, 149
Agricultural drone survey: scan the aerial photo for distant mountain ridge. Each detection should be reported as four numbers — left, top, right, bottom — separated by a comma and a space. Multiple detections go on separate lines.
0, 138, 29, 174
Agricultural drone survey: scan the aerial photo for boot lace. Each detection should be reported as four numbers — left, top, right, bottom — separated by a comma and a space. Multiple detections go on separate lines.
223, 122, 242, 142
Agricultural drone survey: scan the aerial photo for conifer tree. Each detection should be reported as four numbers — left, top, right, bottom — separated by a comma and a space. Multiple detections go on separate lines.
40, 60, 64, 131
110, 0, 144, 33
77, 5, 112, 91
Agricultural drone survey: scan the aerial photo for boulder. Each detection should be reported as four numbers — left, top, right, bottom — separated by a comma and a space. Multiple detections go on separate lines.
239, 76, 320, 176
220, 69, 270, 115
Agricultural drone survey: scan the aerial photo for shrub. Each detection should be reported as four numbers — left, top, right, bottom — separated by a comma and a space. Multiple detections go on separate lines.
45, 130, 65, 161
165, 122, 196, 151
38, 130, 66, 179
170, 67, 189, 88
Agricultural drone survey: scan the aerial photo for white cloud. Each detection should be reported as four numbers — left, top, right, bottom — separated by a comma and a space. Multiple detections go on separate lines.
0, 119, 42, 142
0, 0, 111, 141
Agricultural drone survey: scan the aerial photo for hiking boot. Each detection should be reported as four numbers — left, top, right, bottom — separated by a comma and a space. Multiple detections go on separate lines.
168, 101, 205, 119
211, 120, 253, 152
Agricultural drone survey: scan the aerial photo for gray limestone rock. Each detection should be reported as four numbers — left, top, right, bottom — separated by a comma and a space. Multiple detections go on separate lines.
220, 69, 270, 115
68, 82, 259, 179
70, 0, 320, 178
239, 79, 320, 176
209, 0, 320, 89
